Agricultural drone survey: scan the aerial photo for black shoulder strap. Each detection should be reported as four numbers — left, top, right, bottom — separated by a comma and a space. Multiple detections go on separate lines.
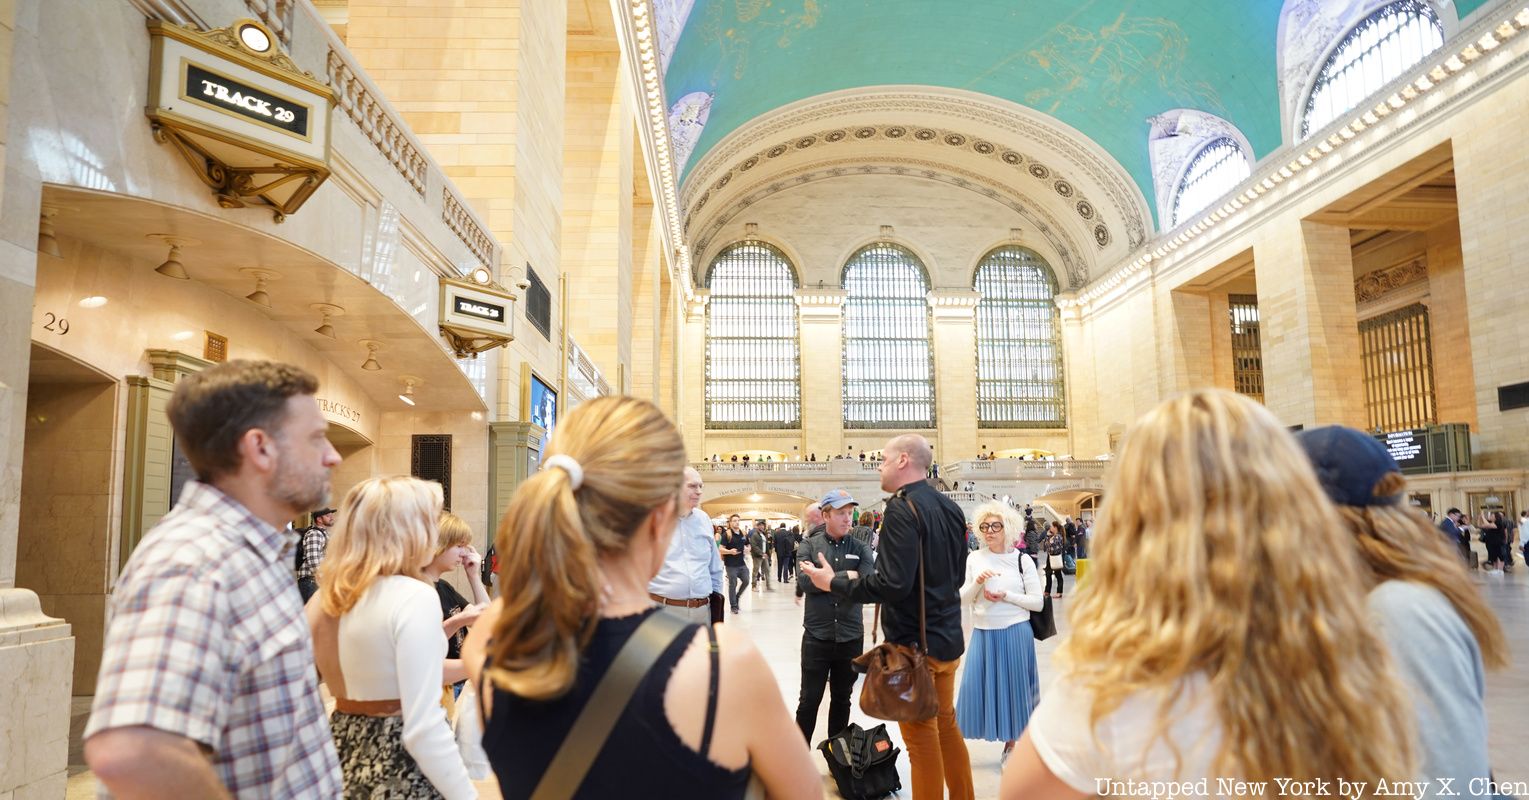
700, 622, 720, 758
901, 493, 927, 654
530, 612, 691, 800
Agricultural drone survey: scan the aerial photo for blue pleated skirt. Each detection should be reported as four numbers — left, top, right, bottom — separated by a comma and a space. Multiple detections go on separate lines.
955, 621, 1040, 742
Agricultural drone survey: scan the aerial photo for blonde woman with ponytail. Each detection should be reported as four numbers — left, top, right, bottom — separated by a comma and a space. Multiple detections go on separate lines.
307, 476, 475, 799
462, 396, 821, 799
1296, 425, 1507, 794
1002, 389, 1415, 798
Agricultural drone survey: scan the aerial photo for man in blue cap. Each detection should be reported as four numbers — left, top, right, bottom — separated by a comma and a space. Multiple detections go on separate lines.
793, 488, 875, 743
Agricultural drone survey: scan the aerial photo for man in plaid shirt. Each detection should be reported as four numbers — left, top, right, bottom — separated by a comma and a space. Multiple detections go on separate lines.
85, 361, 344, 798
294, 507, 335, 603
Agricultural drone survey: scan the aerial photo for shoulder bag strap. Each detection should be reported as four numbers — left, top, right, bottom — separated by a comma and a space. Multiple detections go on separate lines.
901, 494, 927, 654
700, 622, 720, 758
530, 612, 691, 800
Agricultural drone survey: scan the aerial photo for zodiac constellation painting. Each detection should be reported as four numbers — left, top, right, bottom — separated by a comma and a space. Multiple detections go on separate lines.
693, 0, 822, 82
1016, 14, 1226, 117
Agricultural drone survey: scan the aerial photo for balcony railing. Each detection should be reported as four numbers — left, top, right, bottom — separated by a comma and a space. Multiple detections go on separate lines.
942, 459, 1110, 480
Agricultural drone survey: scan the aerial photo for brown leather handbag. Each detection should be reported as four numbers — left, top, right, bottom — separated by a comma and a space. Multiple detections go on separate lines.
852, 495, 937, 722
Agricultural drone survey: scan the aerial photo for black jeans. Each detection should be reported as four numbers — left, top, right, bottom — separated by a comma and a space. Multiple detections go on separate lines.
776, 549, 794, 582
725, 564, 750, 610
796, 633, 864, 744
1045, 564, 1065, 595
297, 576, 319, 604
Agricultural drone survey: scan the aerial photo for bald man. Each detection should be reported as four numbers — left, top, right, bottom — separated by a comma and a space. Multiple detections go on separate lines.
802, 434, 973, 800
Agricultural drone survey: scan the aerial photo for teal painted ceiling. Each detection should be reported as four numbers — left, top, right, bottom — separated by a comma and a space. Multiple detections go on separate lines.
664, 1, 1494, 202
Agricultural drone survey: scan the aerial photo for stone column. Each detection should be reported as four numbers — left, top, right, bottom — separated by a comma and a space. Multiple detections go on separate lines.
1252, 219, 1366, 428
928, 289, 980, 462
679, 291, 708, 458
796, 290, 846, 463
1163, 289, 1216, 394
562, 48, 634, 381
1056, 294, 1097, 456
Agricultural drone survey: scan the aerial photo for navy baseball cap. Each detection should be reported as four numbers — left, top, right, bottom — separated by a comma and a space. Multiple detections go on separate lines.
819, 489, 858, 510
1294, 426, 1403, 508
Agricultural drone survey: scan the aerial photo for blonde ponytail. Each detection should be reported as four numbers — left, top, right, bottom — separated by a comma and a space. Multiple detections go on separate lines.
486, 396, 685, 700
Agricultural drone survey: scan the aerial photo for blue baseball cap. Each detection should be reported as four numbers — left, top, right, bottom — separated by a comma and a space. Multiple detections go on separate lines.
819, 489, 858, 510
1294, 425, 1403, 508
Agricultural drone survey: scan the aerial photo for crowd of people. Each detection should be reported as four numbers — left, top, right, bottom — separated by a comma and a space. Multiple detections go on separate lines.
81, 359, 1513, 800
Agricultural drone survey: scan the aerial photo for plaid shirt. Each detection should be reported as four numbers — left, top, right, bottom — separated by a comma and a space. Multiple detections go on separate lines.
86, 481, 342, 798
295, 526, 327, 580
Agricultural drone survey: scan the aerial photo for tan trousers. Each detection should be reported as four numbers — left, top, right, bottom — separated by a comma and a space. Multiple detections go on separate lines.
897, 656, 973, 800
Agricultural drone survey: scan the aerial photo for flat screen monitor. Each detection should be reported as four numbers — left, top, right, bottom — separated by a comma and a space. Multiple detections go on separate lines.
530, 372, 557, 445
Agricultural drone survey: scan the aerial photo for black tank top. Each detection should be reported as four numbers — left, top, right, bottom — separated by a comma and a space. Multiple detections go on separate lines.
483, 609, 752, 799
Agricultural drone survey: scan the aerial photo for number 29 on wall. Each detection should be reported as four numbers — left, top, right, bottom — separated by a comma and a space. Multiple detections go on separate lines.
37, 312, 69, 335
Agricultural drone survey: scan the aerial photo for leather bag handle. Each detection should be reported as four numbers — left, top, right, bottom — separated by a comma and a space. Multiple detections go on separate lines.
530, 611, 690, 800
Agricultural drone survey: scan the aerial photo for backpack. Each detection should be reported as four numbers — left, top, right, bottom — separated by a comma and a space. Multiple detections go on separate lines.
293, 526, 318, 572
818, 722, 902, 800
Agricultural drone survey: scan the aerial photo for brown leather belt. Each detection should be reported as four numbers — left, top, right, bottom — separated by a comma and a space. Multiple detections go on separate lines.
649, 593, 708, 608
334, 697, 403, 716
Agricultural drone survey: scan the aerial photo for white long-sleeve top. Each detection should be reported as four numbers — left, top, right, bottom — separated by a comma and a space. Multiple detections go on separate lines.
959, 547, 1045, 630
338, 575, 475, 799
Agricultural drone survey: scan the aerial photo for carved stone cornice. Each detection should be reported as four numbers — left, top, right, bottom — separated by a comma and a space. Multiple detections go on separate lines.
1355, 256, 1428, 303
687, 123, 1119, 252
681, 88, 1151, 251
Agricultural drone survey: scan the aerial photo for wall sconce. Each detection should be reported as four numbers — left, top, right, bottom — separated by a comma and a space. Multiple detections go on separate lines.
359, 339, 382, 371
398, 375, 420, 406
148, 233, 199, 279
242, 268, 279, 307
312, 303, 344, 338
38, 205, 62, 258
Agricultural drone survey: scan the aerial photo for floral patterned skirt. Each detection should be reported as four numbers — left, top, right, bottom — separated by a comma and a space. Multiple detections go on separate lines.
331, 711, 446, 799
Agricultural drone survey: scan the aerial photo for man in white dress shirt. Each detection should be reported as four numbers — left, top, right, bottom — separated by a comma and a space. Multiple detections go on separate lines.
648, 466, 724, 623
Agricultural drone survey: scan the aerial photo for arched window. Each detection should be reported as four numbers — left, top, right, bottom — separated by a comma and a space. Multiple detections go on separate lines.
974, 247, 1065, 427
704, 242, 800, 428
1301, 0, 1443, 139
842, 243, 934, 429
1171, 137, 1251, 227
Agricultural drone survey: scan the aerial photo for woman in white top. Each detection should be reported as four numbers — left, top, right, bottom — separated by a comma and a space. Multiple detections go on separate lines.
308, 476, 475, 800
955, 500, 1044, 767
1001, 389, 1415, 799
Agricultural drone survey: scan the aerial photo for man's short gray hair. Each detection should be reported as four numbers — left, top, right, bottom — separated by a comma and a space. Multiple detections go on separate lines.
884, 434, 933, 472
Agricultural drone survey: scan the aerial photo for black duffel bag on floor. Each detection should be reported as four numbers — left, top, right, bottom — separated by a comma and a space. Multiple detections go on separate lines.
818, 722, 902, 800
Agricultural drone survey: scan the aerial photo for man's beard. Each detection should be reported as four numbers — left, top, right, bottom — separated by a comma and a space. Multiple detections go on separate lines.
272, 451, 330, 513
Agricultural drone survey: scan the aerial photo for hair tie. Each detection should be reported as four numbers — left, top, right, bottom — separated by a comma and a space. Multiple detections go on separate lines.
543, 454, 584, 490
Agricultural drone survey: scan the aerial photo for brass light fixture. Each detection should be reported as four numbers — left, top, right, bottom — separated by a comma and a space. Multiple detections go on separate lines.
359, 339, 382, 371
148, 234, 200, 279
38, 205, 62, 258
312, 302, 344, 339
398, 375, 421, 406
242, 268, 279, 308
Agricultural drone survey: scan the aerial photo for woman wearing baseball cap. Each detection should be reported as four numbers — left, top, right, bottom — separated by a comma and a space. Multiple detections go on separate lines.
1296, 425, 1507, 794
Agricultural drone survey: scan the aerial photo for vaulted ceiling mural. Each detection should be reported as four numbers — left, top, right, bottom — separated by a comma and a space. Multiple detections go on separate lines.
661, 0, 1493, 214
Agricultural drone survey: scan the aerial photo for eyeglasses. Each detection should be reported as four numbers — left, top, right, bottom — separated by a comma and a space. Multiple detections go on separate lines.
978, 522, 1004, 532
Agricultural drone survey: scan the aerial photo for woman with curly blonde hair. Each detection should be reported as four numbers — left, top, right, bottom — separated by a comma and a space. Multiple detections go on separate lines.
1002, 389, 1414, 797
1297, 425, 1507, 791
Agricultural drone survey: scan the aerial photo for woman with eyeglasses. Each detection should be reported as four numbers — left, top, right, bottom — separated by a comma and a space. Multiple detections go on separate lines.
955, 501, 1045, 768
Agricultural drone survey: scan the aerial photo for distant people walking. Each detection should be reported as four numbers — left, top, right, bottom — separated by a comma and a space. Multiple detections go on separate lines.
750, 519, 773, 591
1001, 390, 1414, 795
307, 477, 475, 799
719, 514, 751, 613
1042, 521, 1066, 598
462, 396, 823, 799
956, 501, 1043, 767
802, 434, 973, 800
85, 360, 343, 798
1297, 426, 1508, 795
295, 506, 335, 603
775, 523, 796, 582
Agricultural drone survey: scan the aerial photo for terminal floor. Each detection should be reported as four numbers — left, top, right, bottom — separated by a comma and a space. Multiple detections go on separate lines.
66, 567, 1529, 798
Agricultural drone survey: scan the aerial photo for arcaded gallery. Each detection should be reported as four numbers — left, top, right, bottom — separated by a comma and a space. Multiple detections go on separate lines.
2, 0, 1528, 797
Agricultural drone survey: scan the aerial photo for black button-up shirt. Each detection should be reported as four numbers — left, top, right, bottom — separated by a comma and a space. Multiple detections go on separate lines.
796, 528, 875, 643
